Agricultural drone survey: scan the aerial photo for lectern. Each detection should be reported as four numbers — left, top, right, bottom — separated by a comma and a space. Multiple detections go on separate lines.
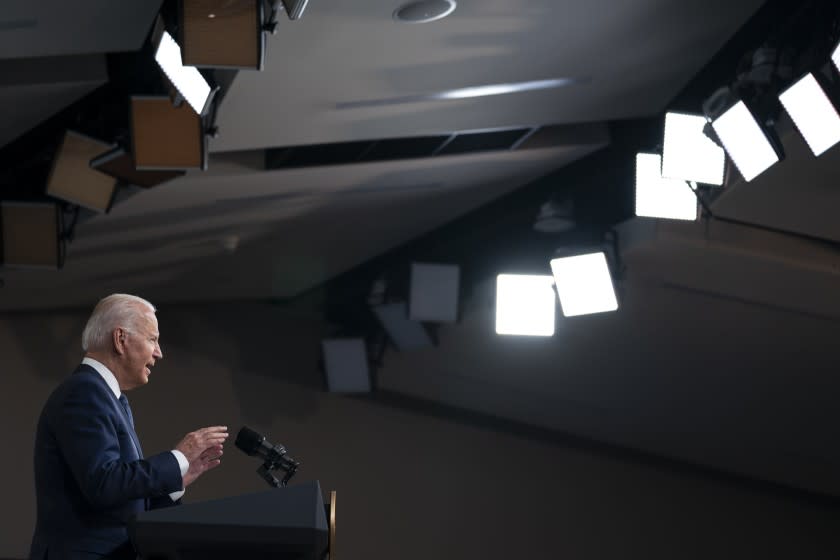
129, 480, 332, 560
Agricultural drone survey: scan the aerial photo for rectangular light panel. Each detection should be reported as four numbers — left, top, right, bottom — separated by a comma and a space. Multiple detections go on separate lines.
409, 263, 460, 323
711, 101, 779, 181
833, 40, 840, 73
635, 153, 697, 221
495, 274, 555, 336
131, 96, 204, 170
779, 73, 840, 156
322, 338, 371, 393
155, 30, 213, 115
661, 112, 725, 185
182, 0, 263, 69
1, 203, 60, 269
46, 130, 117, 212
550, 253, 618, 317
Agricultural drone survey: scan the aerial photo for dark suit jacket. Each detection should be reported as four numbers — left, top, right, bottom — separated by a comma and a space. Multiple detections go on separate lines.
29, 364, 183, 560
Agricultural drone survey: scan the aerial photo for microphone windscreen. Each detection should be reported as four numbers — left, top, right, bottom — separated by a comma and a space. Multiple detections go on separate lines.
234, 426, 264, 456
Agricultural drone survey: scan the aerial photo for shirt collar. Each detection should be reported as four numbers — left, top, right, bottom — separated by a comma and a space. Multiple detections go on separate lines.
81, 357, 121, 399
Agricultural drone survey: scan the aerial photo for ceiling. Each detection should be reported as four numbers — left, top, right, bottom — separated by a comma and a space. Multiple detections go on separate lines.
4, 0, 840, 498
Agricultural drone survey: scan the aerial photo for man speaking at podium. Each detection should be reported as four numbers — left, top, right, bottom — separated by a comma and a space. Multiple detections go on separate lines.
29, 294, 229, 560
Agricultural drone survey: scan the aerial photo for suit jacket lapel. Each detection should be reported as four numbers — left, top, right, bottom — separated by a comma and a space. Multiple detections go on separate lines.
75, 365, 144, 460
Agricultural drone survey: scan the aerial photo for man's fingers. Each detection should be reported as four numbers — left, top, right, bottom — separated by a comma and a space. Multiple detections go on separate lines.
176, 426, 229, 462
196, 426, 229, 436
200, 447, 224, 461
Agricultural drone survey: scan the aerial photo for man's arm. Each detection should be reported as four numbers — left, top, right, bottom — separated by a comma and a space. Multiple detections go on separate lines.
51, 380, 182, 509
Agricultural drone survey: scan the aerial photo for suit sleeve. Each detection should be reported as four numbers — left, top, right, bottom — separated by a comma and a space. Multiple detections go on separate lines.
50, 380, 183, 509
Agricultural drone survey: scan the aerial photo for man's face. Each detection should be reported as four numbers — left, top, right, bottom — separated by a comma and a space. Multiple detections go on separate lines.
119, 310, 163, 391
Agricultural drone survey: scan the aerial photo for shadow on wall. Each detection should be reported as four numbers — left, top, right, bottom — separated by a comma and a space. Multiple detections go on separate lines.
8, 309, 89, 381
157, 302, 327, 427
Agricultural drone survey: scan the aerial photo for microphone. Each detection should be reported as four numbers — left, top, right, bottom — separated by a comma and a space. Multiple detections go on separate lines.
235, 426, 300, 487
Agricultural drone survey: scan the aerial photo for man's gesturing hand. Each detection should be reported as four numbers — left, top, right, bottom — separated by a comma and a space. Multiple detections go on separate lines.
182, 444, 224, 487
175, 426, 229, 463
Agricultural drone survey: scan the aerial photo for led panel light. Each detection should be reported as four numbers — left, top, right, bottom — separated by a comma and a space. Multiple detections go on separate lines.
154, 29, 214, 115
46, 131, 117, 212
0, 202, 61, 269
779, 73, 840, 156
833, 40, 840, 73
661, 112, 725, 185
550, 252, 618, 317
181, 0, 264, 69
131, 96, 205, 170
635, 153, 697, 221
409, 263, 460, 323
711, 101, 779, 181
322, 338, 371, 393
495, 274, 556, 336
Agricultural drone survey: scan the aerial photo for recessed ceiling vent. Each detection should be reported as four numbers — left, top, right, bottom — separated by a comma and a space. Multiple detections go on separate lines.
394, 0, 456, 23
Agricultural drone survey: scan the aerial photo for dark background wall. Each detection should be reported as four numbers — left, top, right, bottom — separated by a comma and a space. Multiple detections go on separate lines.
1, 301, 838, 559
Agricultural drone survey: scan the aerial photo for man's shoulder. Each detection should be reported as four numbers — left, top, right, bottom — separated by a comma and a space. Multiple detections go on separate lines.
49, 364, 109, 401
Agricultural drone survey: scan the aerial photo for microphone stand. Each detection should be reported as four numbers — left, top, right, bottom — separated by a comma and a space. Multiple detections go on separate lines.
255, 446, 300, 488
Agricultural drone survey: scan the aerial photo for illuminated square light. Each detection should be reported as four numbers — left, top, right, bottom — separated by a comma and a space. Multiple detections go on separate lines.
833, 40, 840, 73
661, 112, 725, 185
550, 252, 618, 317
779, 73, 840, 156
155, 30, 213, 115
711, 100, 779, 181
495, 274, 556, 336
635, 153, 697, 221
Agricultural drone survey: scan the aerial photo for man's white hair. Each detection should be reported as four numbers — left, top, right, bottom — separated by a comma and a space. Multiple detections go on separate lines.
81, 294, 156, 352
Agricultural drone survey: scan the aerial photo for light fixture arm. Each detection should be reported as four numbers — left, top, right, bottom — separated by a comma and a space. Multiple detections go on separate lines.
262, 0, 283, 34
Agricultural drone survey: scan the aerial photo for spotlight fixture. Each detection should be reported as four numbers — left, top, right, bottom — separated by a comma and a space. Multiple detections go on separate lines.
635, 153, 697, 221
549, 251, 618, 317
0, 202, 62, 269
494, 274, 556, 336
46, 131, 118, 212
778, 73, 840, 156
661, 112, 725, 185
711, 100, 781, 182
181, 0, 265, 69
130, 96, 207, 170
152, 22, 217, 115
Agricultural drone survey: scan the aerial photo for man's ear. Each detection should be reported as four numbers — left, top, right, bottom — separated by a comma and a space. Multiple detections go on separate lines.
113, 328, 127, 356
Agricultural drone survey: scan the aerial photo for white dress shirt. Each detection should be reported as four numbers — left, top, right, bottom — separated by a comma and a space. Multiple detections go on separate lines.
82, 357, 188, 502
